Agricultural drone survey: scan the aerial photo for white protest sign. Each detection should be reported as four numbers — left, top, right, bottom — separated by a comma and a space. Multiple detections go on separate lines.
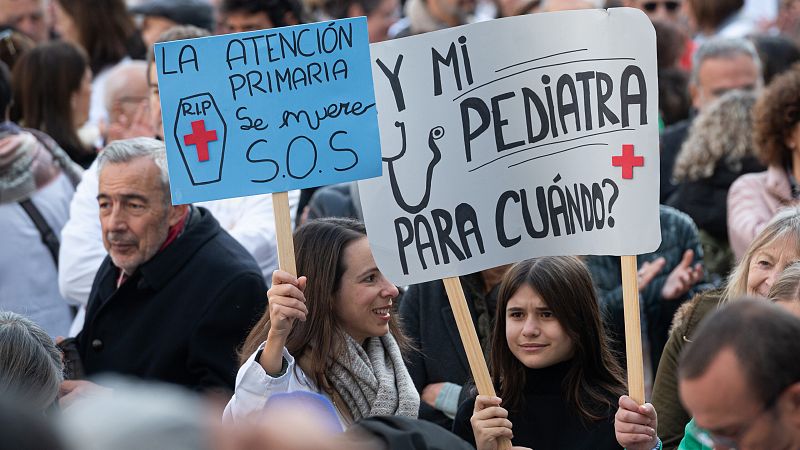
360, 8, 661, 285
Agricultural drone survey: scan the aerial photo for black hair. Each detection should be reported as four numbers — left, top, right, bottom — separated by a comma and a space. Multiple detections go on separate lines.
221, 0, 305, 27
752, 34, 800, 85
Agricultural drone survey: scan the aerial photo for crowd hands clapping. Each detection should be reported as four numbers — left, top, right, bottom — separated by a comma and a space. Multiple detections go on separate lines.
3, 0, 800, 449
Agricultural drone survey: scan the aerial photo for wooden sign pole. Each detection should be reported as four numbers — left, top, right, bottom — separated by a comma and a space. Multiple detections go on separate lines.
443, 277, 512, 450
272, 191, 297, 276
620, 255, 645, 404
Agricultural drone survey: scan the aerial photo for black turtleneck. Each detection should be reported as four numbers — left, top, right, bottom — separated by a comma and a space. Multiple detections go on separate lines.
452, 361, 622, 450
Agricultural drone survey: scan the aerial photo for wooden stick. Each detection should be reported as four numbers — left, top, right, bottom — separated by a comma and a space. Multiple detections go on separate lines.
620, 255, 645, 404
272, 191, 297, 276
443, 276, 512, 450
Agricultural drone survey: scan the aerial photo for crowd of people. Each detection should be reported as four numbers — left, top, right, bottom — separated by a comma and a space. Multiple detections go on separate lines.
2, 0, 800, 449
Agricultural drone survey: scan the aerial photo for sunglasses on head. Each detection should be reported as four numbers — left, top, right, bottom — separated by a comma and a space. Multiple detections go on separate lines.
642, 0, 680, 13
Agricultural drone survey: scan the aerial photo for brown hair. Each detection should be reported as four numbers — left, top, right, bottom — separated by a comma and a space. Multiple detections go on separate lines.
54, 0, 142, 74
240, 218, 410, 397
490, 257, 626, 422
687, 0, 744, 32
753, 65, 800, 167
11, 41, 92, 164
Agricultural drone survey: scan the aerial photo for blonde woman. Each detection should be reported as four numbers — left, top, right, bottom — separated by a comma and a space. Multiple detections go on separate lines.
651, 207, 800, 449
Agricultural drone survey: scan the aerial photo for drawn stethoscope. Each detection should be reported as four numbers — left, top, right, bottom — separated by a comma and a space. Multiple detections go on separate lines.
382, 121, 445, 214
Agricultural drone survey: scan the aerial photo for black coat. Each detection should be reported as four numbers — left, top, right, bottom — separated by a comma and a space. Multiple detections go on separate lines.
399, 273, 497, 429
659, 118, 692, 202
354, 416, 474, 450
78, 207, 267, 391
666, 156, 764, 241
452, 362, 621, 450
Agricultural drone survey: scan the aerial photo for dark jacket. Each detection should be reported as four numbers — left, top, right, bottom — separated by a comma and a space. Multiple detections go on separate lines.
585, 205, 708, 372
78, 207, 267, 391
660, 118, 692, 202
355, 416, 474, 450
399, 273, 497, 429
666, 156, 764, 242
452, 362, 621, 450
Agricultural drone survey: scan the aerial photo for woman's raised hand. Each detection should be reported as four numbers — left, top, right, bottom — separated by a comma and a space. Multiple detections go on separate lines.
471, 395, 516, 450
267, 270, 308, 340
614, 395, 659, 450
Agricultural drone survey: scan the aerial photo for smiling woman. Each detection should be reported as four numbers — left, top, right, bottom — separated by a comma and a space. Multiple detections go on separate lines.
651, 207, 800, 449
452, 256, 626, 450
224, 218, 419, 426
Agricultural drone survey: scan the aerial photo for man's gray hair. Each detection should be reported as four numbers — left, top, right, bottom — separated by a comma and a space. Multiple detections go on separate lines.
0, 312, 64, 411
103, 60, 148, 113
97, 137, 171, 197
690, 37, 763, 88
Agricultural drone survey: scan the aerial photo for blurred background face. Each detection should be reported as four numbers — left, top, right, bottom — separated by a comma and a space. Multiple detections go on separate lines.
691, 54, 760, 110
221, 11, 273, 33
428, 0, 476, 27
363, 0, 399, 43
140, 15, 178, 51
627, 0, 684, 22
107, 64, 149, 127
0, 0, 48, 42
148, 62, 163, 139
52, 0, 79, 45
72, 68, 92, 128
539, 0, 596, 12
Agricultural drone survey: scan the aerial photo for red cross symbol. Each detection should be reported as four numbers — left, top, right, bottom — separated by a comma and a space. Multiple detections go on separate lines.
612, 144, 644, 179
183, 120, 218, 162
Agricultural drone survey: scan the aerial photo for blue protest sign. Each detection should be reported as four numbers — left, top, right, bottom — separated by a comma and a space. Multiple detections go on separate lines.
155, 17, 381, 205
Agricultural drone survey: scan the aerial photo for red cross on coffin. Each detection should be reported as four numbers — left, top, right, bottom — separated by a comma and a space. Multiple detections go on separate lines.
184, 120, 218, 162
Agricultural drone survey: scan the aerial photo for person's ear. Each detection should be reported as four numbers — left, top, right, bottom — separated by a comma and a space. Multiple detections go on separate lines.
347, 2, 367, 17
783, 382, 800, 428
167, 203, 188, 226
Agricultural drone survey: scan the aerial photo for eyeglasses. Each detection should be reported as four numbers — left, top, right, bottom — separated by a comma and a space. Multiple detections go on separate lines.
642, 1, 681, 13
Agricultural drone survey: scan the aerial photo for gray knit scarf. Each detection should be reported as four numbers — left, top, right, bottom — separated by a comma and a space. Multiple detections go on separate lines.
327, 333, 420, 421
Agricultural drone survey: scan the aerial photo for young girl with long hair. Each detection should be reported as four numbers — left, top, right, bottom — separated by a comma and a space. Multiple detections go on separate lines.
453, 256, 626, 450
224, 218, 419, 426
